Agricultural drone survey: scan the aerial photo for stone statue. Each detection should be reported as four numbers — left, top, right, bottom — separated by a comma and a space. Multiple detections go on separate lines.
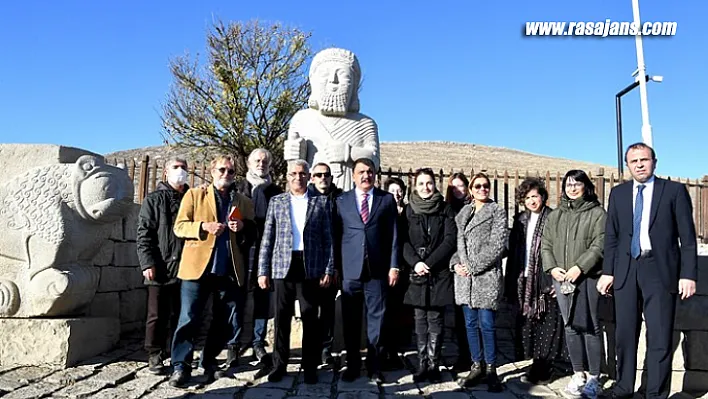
0, 154, 134, 317
284, 48, 380, 191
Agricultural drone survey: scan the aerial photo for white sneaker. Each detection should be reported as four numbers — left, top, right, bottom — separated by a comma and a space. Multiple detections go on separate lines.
565, 372, 586, 396
582, 376, 602, 398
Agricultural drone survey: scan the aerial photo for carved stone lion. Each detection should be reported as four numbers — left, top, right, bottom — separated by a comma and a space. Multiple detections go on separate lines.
0, 154, 134, 317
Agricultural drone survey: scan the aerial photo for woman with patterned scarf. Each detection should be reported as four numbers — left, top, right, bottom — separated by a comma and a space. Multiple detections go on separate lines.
505, 178, 567, 384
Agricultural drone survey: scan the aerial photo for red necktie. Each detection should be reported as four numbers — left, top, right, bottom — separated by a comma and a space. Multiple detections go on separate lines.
360, 193, 369, 223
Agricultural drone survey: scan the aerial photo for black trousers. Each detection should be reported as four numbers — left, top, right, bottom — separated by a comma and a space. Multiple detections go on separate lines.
341, 275, 387, 372
454, 304, 471, 363
614, 254, 676, 399
272, 252, 321, 372
381, 280, 410, 355
320, 284, 338, 353
144, 283, 181, 357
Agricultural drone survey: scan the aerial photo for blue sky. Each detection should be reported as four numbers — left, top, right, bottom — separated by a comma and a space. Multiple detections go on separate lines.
1, 0, 705, 178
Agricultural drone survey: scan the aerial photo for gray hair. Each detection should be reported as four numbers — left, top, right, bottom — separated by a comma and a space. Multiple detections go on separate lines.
287, 159, 310, 174
164, 157, 188, 169
248, 148, 272, 164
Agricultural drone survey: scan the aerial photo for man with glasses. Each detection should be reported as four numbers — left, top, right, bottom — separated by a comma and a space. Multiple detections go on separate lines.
257, 160, 334, 384
233, 148, 283, 367
307, 162, 343, 365
168, 155, 257, 387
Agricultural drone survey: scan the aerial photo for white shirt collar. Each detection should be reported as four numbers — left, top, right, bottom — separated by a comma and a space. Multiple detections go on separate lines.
289, 191, 308, 199
633, 175, 655, 189
355, 187, 373, 198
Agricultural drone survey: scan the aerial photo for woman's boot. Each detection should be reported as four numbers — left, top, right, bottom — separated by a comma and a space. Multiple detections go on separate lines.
427, 333, 442, 383
486, 364, 503, 392
413, 335, 428, 383
457, 362, 484, 388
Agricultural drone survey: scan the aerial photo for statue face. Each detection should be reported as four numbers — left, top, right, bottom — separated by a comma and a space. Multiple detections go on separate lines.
314, 63, 354, 116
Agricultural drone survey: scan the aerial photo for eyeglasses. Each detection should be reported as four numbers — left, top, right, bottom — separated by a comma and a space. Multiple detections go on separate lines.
216, 167, 235, 175
313, 172, 331, 178
473, 183, 490, 190
566, 182, 585, 188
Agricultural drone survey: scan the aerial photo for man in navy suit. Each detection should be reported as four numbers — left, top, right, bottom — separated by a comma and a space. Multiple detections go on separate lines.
334, 158, 400, 383
598, 143, 697, 399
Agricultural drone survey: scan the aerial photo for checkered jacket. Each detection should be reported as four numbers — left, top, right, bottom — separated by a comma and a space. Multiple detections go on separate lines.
257, 193, 334, 280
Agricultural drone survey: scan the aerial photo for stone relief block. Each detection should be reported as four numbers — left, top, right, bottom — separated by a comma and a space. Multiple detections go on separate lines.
0, 149, 134, 317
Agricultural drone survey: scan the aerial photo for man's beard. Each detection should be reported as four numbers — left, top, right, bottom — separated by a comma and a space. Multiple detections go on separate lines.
214, 178, 233, 189
318, 91, 349, 116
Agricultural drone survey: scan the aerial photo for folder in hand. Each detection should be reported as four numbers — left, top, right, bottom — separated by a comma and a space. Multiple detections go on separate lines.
228, 206, 242, 221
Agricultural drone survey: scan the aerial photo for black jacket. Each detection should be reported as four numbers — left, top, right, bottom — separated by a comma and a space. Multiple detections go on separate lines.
136, 182, 188, 285
402, 203, 457, 308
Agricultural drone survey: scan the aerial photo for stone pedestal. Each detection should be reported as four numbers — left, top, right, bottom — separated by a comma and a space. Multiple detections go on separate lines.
0, 318, 120, 367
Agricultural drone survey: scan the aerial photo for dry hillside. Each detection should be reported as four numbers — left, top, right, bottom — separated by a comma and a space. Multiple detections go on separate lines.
106, 141, 617, 177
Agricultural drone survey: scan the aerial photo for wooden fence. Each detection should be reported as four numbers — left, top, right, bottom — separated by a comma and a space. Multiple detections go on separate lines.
107, 156, 708, 242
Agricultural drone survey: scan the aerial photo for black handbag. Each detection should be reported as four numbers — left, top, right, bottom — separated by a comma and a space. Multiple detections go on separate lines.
409, 247, 430, 285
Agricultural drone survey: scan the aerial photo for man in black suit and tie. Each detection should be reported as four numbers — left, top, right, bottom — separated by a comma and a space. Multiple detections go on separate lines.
598, 143, 697, 399
334, 157, 400, 383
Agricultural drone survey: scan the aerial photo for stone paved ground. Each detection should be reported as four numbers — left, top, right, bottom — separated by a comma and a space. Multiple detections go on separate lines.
0, 330, 700, 399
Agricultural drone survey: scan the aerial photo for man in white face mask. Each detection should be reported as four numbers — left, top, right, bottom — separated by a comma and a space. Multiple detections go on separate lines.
137, 157, 189, 374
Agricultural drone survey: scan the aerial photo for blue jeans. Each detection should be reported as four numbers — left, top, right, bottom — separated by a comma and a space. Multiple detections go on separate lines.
462, 306, 497, 366
171, 274, 245, 372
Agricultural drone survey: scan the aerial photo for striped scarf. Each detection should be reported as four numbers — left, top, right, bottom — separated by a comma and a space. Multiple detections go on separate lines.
519, 206, 551, 319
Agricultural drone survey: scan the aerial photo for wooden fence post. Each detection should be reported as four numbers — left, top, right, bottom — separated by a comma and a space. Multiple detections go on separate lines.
596, 168, 606, 208
137, 155, 149, 203
702, 176, 708, 243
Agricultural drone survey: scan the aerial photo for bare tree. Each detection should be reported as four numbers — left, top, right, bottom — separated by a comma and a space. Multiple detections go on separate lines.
161, 19, 312, 177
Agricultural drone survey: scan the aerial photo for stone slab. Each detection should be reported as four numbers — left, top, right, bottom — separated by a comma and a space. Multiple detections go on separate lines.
141, 386, 191, 399
85, 292, 120, 319
204, 375, 247, 394
52, 378, 110, 398
381, 370, 421, 396
97, 267, 143, 292
92, 241, 115, 266
113, 242, 139, 267
0, 366, 55, 391
122, 205, 140, 242
45, 366, 95, 384
119, 288, 147, 323
87, 374, 165, 399
0, 318, 119, 367
1, 381, 63, 399
337, 375, 380, 392
93, 361, 144, 385
0, 144, 99, 185
242, 387, 288, 399
336, 392, 380, 399
430, 392, 472, 399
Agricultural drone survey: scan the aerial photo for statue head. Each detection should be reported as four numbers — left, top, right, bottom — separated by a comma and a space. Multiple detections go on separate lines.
308, 48, 361, 116
72, 155, 134, 222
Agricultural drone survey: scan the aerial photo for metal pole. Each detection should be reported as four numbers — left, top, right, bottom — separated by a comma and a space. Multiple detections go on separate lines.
616, 95, 624, 178
631, 0, 653, 147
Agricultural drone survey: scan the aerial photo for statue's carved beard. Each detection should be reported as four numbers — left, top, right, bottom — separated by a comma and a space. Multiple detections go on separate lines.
318, 91, 349, 116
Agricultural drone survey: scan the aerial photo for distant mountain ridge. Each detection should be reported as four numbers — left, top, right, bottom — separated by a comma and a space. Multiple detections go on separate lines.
106, 141, 620, 177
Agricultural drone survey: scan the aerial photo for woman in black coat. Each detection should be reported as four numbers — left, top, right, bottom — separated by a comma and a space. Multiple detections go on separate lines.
403, 168, 457, 383
505, 177, 568, 384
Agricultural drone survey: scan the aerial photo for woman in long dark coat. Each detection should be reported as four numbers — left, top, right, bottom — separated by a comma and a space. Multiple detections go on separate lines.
380, 177, 412, 369
403, 168, 457, 383
444, 172, 473, 371
505, 178, 567, 384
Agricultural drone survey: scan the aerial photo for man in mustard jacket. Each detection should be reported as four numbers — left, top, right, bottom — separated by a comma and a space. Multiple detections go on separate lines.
169, 155, 256, 387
